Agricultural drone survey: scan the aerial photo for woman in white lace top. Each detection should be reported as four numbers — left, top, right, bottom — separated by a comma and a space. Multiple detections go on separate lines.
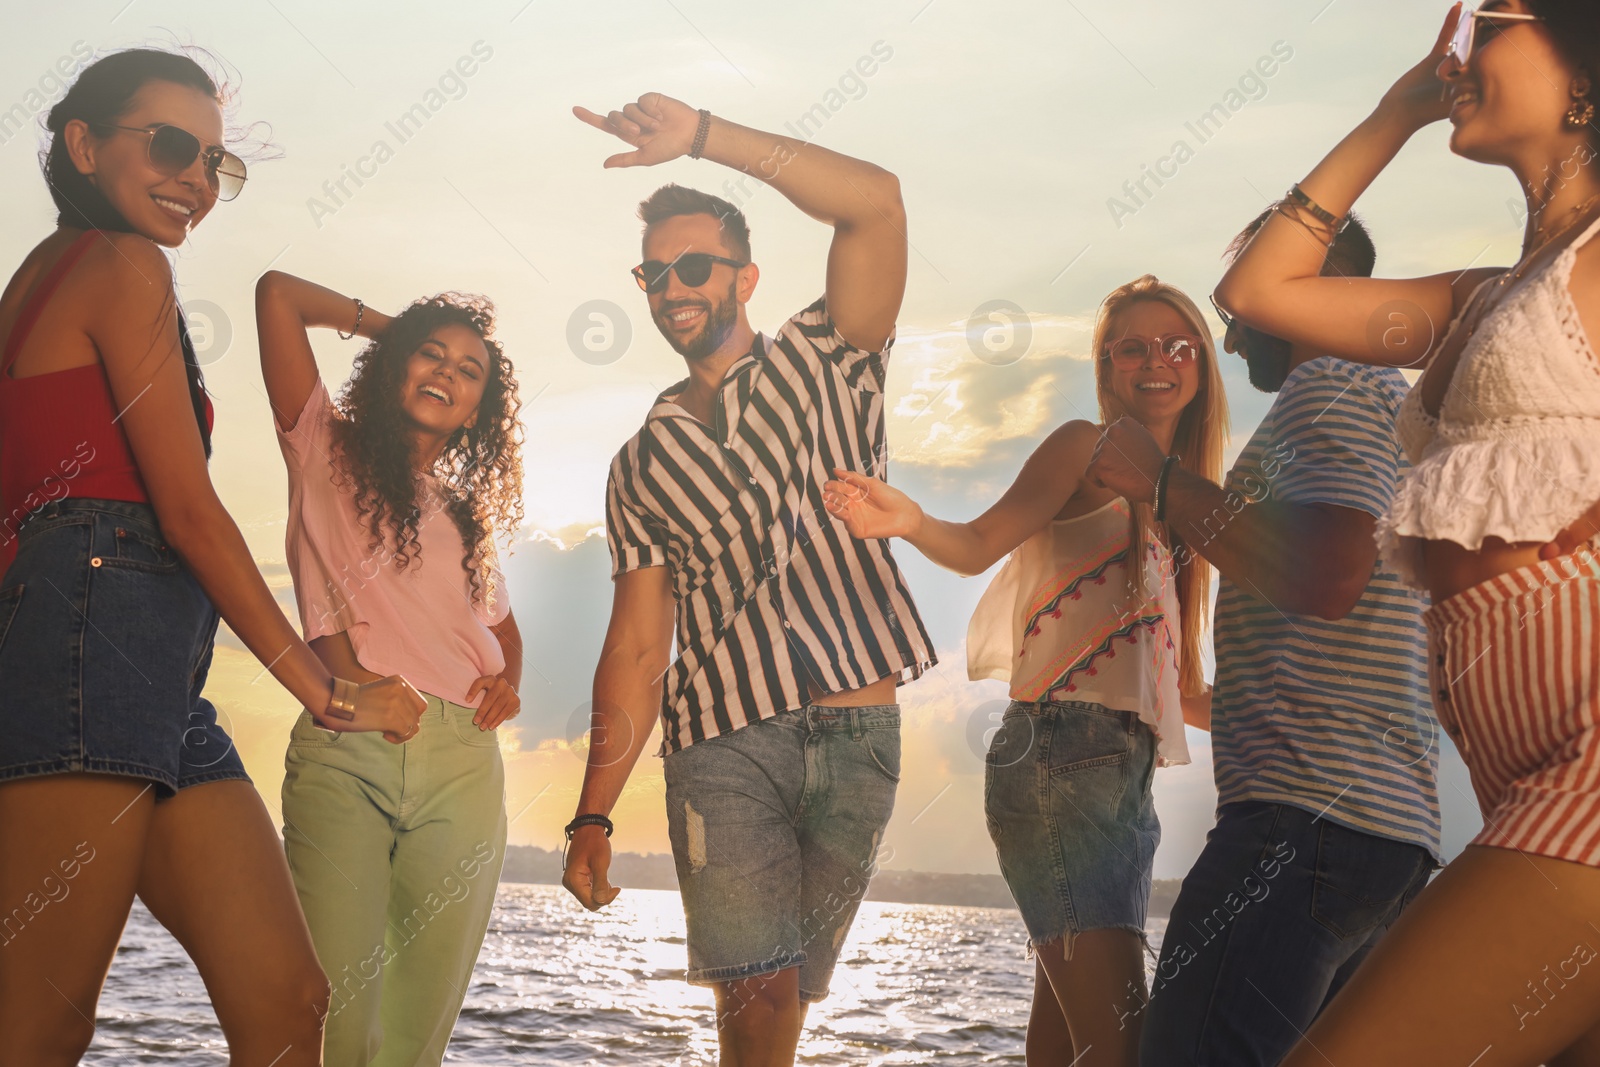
1214, 3, 1600, 1064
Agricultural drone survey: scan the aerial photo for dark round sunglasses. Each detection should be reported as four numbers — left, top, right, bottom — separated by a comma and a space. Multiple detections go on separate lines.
96, 122, 248, 202
632, 253, 747, 294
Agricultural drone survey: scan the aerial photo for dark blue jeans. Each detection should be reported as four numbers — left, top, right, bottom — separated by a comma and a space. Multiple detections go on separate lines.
1138, 801, 1434, 1067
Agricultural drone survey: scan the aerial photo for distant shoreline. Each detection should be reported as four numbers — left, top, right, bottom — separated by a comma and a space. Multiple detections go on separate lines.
500, 845, 1181, 918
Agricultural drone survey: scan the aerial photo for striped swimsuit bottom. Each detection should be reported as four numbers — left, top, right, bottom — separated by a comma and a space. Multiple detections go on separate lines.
1424, 537, 1600, 866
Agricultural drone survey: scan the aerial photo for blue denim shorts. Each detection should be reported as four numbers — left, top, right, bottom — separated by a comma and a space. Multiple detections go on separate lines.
0, 499, 248, 796
662, 704, 899, 1003
984, 699, 1159, 956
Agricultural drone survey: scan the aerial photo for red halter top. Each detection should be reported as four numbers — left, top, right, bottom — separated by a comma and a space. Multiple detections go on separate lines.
0, 230, 214, 575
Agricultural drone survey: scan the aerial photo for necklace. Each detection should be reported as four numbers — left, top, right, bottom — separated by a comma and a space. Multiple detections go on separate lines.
1456, 196, 1600, 345
1503, 193, 1600, 287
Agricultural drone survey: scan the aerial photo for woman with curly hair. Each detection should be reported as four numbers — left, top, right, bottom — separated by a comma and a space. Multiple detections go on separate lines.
0, 49, 426, 1065
256, 271, 525, 1066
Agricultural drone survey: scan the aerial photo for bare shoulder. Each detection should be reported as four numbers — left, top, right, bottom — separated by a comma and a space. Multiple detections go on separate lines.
1037, 418, 1103, 458
1021, 418, 1103, 488
77, 231, 174, 295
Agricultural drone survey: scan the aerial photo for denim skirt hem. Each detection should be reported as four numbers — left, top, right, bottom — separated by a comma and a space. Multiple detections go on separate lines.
985, 698, 1161, 958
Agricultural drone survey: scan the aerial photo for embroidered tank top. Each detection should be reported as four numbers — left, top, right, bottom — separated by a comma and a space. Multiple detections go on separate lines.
966, 497, 1189, 767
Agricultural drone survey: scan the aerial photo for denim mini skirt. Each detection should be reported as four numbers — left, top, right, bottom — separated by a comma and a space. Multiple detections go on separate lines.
984, 698, 1160, 956
0, 498, 249, 795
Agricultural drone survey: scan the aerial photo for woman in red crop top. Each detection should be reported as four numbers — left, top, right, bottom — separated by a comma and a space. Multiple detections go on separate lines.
0, 49, 427, 1065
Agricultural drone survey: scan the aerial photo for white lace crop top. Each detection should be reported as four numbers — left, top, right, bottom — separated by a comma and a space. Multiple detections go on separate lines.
1376, 215, 1600, 589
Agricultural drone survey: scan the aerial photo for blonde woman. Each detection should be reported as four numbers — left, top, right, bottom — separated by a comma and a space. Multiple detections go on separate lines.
825, 275, 1224, 1067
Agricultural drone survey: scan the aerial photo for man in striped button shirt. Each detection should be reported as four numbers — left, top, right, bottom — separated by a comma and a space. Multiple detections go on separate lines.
561, 92, 934, 1062
1088, 212, 1442, 1067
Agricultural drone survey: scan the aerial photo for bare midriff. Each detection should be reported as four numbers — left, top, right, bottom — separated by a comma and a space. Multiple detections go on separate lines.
807, 675, 898, 708
1421, 535, 1547, 605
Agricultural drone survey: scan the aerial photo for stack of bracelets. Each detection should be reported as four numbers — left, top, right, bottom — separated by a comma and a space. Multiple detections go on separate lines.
1274, 182, 1348, 244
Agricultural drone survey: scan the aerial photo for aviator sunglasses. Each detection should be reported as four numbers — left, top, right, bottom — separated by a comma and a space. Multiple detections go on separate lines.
1447, 5, 1540, 65
95, 122, 248, 202
632, 253, 748, 294
1101, 333, 1203, 367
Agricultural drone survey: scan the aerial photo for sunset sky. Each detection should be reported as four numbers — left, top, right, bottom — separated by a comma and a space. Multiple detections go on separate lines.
1, 0, 1521, 879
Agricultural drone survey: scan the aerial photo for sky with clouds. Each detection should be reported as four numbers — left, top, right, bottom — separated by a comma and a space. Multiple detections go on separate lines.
1, 0, 1520, 877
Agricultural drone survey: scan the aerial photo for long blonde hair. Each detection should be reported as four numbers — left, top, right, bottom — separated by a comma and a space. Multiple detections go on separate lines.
1091, 274, 1229, 697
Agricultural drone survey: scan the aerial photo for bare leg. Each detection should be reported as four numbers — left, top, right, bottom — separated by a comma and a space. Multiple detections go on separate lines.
1024, 953, 1076, 1065
712, 967, 807, 1067
0, 773, 155, 1066
1036, 929, 1145, 1067
135, 780, 330, 1067
1282, 845, 1600, 1067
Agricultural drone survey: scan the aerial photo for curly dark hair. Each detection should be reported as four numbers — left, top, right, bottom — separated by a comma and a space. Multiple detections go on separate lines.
328, 292, 523, 605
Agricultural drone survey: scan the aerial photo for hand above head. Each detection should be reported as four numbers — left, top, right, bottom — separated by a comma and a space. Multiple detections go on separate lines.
1375, 3, 1462, 132
823, 468, 923, 541
467, 674, 520, 731
573, 93, 701, 169
1084, 418, 1166, 506
562, 824, 622, 911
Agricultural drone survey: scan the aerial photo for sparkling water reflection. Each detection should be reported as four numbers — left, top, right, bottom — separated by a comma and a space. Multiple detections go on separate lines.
86, 883, 1170, 1064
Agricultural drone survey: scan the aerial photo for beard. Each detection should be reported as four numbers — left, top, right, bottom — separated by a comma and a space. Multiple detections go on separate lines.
654, 280, 739, 360
1239, 325, 1293, 393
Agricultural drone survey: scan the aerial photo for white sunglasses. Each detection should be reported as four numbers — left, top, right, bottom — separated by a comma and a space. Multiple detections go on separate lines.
1447, 6, 1540, 65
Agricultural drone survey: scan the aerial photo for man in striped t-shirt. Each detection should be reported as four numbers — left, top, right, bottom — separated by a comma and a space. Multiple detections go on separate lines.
1088, 213, 1440, 1067
560, 93, 934, 1060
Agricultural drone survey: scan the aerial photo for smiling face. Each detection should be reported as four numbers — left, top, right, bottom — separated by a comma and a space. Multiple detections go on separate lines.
641, 212, 754, 360
397, 322, 491, 437
65, 79, 224, 247
1100, 300, 1204, 424
1439, 0, 1581, 166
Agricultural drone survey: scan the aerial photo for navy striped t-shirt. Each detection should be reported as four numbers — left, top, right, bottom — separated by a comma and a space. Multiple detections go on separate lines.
1210, 357, 1441, 860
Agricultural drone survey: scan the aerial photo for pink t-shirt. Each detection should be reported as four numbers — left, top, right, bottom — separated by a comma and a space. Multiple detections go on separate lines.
275, 377, 509, 706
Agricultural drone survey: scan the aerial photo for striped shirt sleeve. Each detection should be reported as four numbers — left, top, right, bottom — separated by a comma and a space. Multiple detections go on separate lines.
1269, 365, 1403, 519
605, 450, 668, 578
794, 296, 894, 394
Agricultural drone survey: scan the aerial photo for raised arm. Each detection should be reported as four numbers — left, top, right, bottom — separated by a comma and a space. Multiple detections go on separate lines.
255, 270, 393, 431
88, 236, 423, 737
573, 92, 907, 351
824, 420, 1101, 576
1214, 7, 1504, 368
561, 565, 675, 912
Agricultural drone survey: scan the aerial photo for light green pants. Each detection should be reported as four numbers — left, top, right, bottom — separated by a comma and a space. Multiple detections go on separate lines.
281, 695, 507, 1067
